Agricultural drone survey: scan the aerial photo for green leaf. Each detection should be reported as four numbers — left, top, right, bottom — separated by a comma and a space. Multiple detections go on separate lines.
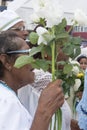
71, 36, 81, 45
42, 33, 55, 43
14, 55, 34, 68
73, 46, 81, 59
57, 61, 66, 65
29, 45, 43, 57
63, 44, 75, 55
39, 18, 46, 26
41, 45, 52, 58
29, 32, 39, 44
63, 64, 73, 74
32, 59, 51, 71
54, 18, 67, 35
55, 32, 69, 40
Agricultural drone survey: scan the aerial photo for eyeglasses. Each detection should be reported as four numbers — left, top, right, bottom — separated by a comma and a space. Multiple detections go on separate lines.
6, 49, 31, 55
10, 26, 26, 31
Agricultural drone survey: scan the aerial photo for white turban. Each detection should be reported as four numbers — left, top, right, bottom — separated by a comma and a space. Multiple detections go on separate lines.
0, 10, 23, 31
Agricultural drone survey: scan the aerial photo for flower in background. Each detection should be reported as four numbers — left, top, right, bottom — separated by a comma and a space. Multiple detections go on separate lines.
30, 13, 40, 23
74, 79, 81, 92
69, 59, 80, 75
56, 59, 82, 95
73, 72, 84, 115
74, 9, 87, 26
77, 72, 84, 78
30, 0, 63, 28
76, 72, 84, 92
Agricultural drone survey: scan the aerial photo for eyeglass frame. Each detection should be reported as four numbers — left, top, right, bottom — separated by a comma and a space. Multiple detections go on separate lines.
6, 49, 31, 55
10, 26, 26, 31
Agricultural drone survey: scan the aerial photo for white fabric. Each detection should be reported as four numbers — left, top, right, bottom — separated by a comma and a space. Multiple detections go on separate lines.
0, 10, 23, 31
61, 100, 71, 130
0, 83, 32, 130
81, 47, 87, 55
18, 85, 39, 118
66, 87, 75, 117
18, 69, 72, 130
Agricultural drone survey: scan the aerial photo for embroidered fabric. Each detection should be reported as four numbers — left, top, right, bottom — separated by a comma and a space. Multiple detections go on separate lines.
31, 69, 52, 93
76, 68, 87, 130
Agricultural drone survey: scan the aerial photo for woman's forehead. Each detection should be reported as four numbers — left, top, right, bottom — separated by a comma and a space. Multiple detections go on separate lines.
12, 21, 24, 28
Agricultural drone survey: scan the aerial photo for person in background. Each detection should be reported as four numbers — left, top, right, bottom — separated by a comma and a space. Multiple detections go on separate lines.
75, 55, 87, 102
76, 68, 87, 130
0, 9, 28, 40
0, 30, 64, 130
76, 54, 87, 71
70, 55, 87, 130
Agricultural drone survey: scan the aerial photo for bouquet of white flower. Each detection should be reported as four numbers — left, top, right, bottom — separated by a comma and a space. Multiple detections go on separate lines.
14, 1, 87, 130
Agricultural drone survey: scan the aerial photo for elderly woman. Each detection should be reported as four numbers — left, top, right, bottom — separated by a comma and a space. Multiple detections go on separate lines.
0, 9, 28, 40
0, 31, 64, 130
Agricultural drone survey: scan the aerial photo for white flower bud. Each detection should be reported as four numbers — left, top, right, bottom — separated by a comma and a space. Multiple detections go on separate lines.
72, 66, 80, 75
74, 79, 81, 91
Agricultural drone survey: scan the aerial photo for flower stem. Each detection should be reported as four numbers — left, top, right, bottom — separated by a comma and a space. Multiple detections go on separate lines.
57, 109, 62, 130
51, 42, 56, 81
51, 41, 62, 130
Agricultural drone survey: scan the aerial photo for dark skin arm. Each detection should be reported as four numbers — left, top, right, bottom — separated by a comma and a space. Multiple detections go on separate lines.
30, 79, 64, 130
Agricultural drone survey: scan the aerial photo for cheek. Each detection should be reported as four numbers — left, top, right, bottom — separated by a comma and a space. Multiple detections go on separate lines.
16, 32, 24, 39
22, 65, 35, 83
18, 32, 23, 37
12, 65, 35, 85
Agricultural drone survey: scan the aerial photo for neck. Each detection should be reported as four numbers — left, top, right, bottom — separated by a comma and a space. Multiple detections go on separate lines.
0, 78, 18, 94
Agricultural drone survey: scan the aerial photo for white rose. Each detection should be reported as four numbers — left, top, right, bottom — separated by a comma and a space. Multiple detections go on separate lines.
74, 9, 87, 26
30, 0, 64, 28
69, 58, 80, 66
45, 1, 63, 28
72, 66, 80, 75
30, 13, 40, 23
29, 0, 47, 12
74, 79, 81, 91
36, 27, 49, 45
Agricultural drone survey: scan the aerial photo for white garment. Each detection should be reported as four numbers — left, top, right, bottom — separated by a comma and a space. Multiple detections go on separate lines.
66, 87, 75, 117
18, 85, 39, 118
18, 69, 72, 130
0, 83, 32, 130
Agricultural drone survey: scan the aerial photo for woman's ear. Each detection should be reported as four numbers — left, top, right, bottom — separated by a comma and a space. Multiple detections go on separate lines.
0, 54, 12, 71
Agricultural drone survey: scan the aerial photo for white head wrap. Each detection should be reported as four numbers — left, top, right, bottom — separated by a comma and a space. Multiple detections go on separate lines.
0, 10, 23, 31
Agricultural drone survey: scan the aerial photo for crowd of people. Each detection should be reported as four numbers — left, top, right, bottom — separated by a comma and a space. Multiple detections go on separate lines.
0, 9, 87, 130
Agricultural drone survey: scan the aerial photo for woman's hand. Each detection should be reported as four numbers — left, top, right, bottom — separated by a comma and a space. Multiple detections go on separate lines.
38, 79, 64, 116
30, 79, 64, 130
